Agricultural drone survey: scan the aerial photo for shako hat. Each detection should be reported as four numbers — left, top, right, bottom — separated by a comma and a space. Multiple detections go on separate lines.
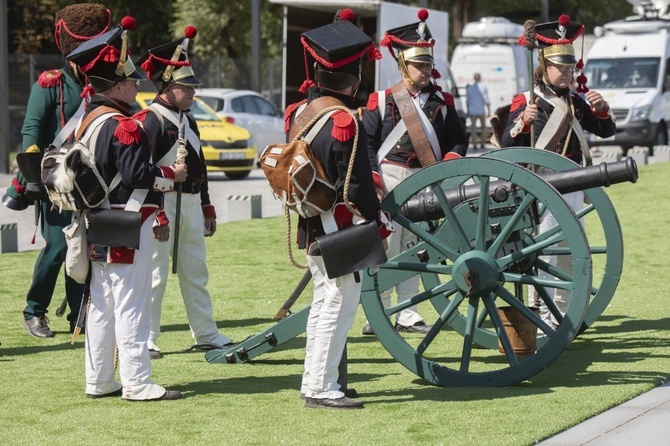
533, 14, 583, 66
138, 26, 202, 92
519, 14, 589, 92
299, 8, 380, 92
55, 3, 112, 57
66, 16, 144, 93
380, 9, 435, 64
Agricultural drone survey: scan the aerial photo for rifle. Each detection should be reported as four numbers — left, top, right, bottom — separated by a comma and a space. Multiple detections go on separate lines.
172, 110, 187, 274
273, 270, 312, 320
523, 20, 537, 147
71, 268, 91, 344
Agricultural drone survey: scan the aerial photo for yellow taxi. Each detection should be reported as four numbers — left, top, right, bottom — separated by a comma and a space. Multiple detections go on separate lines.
132, 92, 257, 179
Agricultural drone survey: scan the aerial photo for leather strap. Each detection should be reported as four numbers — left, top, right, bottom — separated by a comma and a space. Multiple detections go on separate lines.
288, 96, 344, 141
391, 81, 437, 167
75, 105, 118, 141
534, 101, 572, 152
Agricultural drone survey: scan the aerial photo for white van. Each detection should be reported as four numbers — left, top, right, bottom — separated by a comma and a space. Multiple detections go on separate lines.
585, 2, 670, 154
450, 17, 532, 141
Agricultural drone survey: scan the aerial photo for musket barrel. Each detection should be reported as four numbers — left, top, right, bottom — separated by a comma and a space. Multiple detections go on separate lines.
399, 158, 638, 222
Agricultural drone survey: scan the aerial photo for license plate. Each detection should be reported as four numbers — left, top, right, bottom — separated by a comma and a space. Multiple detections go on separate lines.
219, 152, 246, 160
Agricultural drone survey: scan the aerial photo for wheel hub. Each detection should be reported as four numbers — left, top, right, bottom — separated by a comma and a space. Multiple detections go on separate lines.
452, 250, 500, 297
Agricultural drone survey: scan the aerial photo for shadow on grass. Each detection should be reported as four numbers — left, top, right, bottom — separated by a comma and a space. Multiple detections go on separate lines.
159, 317, 276, 335
0, 340, 83, 358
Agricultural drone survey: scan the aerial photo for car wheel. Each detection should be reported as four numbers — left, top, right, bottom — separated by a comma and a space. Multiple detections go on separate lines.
224, 171, 251, 180
649, 121, 667, 156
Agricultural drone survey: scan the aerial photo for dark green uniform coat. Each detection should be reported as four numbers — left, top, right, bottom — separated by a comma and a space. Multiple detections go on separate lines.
21, 64, 85, 328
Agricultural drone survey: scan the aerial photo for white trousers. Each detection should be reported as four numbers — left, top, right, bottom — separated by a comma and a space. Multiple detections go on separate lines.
378, 162, 424, 327
531, 191, 584, 327
150, 192, 231, 348
85, 214, 166, 400
301, 255, 360, 398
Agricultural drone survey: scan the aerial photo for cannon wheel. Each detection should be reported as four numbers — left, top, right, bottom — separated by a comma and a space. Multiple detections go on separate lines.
360, 157, 591, 387
484, 148, 623, 334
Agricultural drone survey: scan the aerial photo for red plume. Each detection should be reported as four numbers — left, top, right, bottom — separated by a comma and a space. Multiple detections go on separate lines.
120, 16, 136, 31
184, 25, 197, 39
339, 8, 354, 22
299, 79, 315, 94
558, 14, 570, 27
418, 9, 429, 21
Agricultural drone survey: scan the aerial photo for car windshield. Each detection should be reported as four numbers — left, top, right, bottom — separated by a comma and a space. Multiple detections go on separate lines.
585, 57, 660, 89
189, 100, 222, 122
139, 97, 222, 122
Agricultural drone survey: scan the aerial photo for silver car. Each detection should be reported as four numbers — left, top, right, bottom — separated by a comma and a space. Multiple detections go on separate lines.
196, 88, 285, 156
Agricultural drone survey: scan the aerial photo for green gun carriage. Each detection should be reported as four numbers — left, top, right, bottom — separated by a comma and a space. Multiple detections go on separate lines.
207, 148, 638, 387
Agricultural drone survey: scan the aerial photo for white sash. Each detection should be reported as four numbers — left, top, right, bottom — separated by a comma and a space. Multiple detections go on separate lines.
149, 103, 200, 165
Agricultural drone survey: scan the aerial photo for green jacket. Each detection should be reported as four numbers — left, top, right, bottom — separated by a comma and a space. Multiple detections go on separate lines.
22, 65, 84, 151
5, 64, 84, 202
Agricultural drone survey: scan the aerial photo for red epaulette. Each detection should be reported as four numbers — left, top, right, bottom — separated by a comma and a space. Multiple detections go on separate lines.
133, 108, 152, 123
366, 92, 379, 111
331, 110, 355, 142
284, 100, 306, 134
510, 94, 528, 113
112, 116, 142, 145
37, 70, 62, 88
440, 91, 455, 108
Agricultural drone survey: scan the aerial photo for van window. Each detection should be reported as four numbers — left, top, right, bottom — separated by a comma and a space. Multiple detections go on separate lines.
585, 57, 660, 89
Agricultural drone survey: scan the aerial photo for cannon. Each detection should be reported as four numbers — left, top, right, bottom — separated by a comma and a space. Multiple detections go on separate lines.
207, 148, 637, 387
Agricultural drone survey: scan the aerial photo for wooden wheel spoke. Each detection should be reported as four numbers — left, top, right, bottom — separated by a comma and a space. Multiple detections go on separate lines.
474, 176, 491, 251
417, 294, 466, 355
430, 183, 472, 252
459, 296, 479, 373
487, 194, 536, 255
384, 280, 458, 318
482, 293, 518, 365
493, 284, 554, 334
574, 202, 595, 219
394, 213, 462, 261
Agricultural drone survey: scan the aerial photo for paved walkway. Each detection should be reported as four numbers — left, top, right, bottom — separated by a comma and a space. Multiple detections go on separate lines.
537, 381, 670, 445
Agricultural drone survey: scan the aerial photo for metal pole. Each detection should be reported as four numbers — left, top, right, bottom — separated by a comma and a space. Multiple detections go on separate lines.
251, 0, 261, 92
541, 0, 550, 22
0, 0, 10, 173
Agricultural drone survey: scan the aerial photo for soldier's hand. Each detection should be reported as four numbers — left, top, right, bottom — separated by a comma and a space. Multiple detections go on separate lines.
585, 90, 607, 112
153, 224, 170, 242
204, 217, 216, 237
522, 103, 539, 124
172, 163, 188, 182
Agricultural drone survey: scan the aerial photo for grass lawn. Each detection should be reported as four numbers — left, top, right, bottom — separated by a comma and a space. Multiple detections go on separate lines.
0, 162, 667, 446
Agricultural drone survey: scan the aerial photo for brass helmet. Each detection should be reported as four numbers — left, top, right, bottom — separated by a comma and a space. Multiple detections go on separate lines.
138, 26, 203, 93
380, 9, 439, 84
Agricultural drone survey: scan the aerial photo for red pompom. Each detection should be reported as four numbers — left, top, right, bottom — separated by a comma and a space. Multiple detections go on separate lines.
80, 85, 94, 99
120, 16, 136, 31
576, 74, 587, 84
339, 8, 354, 22
418, 9, 429, 21
184, 25, 197, 39
298, 79, 315, 94
558, 14, 570, 27
576, 59, 584, 70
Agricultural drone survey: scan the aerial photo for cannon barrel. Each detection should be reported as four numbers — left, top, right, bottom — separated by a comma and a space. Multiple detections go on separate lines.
400, 158, 638, 222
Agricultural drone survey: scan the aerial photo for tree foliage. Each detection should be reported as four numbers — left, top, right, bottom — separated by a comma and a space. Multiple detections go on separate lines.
171, 0, 283, 89
4, 0, 644, 86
